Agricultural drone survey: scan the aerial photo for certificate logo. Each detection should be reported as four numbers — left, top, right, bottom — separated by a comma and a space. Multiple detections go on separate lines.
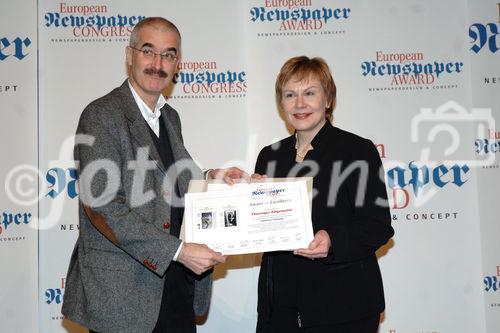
43, 3, 145, 43
251, 187, 285, 196
361, 51, 464, 93
250, 0, 351, 37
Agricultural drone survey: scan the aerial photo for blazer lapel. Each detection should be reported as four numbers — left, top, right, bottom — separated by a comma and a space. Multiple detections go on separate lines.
118, 81, 167, 173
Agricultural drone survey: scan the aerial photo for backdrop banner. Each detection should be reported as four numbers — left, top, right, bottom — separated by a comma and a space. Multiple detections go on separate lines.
245, 1, 486, 332
468, 0, 500, 331
1, 1, 499, 332
0, 1, 38, 333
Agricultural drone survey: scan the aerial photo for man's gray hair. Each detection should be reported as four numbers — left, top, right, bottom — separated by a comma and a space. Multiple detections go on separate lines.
129, 17, 181, 47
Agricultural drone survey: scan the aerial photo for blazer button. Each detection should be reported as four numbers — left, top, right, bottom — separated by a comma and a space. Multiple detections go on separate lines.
163, 222, 171, 229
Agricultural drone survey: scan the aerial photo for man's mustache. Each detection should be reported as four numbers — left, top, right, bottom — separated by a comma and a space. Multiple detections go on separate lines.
144, 68, 167, 78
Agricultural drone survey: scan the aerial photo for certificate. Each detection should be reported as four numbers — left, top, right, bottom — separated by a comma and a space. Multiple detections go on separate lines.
183, 178, 314, 255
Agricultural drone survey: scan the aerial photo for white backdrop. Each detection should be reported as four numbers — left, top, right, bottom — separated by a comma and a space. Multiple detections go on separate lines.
0, 1, 38, 332
1, 1, 499, 332
468, 1, 500, 332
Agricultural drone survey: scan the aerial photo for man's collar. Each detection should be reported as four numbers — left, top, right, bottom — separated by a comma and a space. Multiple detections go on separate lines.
127, 80, 167, 117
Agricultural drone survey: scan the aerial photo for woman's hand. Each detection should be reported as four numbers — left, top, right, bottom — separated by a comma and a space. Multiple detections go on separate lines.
207, 167, 250, 185
250, 173, 267, 180
294, 230, 331, 260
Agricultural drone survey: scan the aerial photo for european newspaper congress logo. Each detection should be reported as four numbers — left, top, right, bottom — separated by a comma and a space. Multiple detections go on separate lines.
469, 3, 500, 54
361, 51, 464, 92
44, 3, 145, 43
250, 0, 351, 37
170, 60, 247, 99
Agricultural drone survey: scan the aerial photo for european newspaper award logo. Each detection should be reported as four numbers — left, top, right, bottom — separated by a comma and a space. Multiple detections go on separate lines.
250, 0, 351, 37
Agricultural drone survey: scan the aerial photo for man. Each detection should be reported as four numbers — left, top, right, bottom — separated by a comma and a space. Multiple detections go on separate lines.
62, 17, 245, 333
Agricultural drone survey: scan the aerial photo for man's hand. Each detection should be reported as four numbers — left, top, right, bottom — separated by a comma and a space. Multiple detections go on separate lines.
208, 167, 250, 185
294, 230, 331, 260
177, 243, 227, 275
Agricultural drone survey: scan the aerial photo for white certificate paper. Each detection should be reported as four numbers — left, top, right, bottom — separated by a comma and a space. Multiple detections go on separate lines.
183, 178, 314, 255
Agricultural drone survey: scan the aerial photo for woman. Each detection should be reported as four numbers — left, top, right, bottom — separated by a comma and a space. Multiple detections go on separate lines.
254, 56, 394, 333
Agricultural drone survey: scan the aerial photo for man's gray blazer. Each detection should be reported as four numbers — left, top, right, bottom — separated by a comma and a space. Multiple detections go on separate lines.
61, 80, 211, 333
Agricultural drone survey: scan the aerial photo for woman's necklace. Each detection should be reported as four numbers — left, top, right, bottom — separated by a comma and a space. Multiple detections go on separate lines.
296, 137, 312, 160
296, 150, 306, 159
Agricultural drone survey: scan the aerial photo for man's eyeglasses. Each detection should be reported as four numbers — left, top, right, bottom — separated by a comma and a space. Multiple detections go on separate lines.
129, 46, 178, 63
